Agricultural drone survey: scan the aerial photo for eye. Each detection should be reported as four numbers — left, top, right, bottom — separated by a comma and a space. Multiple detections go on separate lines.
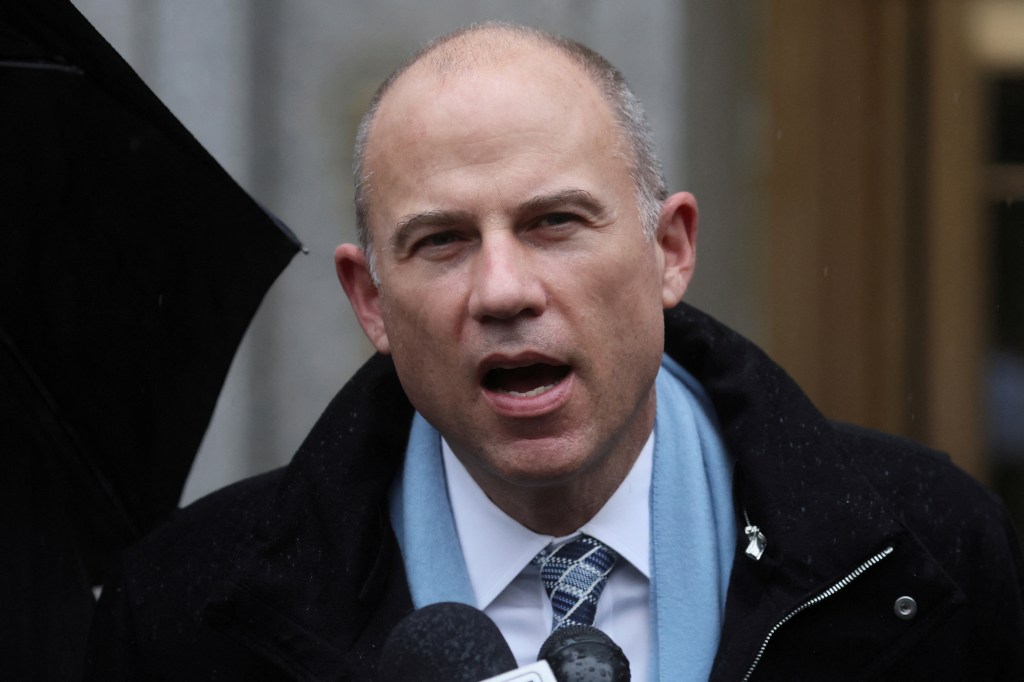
534, 212, 579, 229
409, 230, 465, 258
422, 231, 459, 247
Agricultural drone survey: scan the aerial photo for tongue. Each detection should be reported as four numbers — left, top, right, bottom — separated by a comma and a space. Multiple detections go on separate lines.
487, 364, 568, 393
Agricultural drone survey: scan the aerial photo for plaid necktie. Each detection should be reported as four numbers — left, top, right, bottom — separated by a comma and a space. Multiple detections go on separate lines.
534, 534, 618, 631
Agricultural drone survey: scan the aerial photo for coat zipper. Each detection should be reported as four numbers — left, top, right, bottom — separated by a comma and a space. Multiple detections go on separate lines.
740, 544, 895, 681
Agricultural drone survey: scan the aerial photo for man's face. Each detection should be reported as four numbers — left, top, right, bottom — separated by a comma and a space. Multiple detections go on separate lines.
340, 46, 695, 518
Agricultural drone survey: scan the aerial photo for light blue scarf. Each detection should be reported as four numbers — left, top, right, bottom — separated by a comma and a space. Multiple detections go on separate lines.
390, 355, 736, 681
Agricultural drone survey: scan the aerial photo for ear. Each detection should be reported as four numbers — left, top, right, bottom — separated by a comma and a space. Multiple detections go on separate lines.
334, 244, 391, 354
656, 191, 699, 308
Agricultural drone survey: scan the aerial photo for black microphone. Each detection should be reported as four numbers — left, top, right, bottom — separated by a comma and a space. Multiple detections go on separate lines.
377, 602, 518, 682
538, 625, 631, 681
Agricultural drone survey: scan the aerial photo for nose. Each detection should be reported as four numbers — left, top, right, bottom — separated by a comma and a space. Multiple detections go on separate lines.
466, 233, 546, 322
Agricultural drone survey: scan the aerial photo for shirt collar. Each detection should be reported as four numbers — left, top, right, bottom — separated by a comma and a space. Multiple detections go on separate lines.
443, 432, 653, 610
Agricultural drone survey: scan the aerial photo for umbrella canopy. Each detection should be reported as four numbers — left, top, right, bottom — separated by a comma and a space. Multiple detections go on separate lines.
0, 0, 302, 675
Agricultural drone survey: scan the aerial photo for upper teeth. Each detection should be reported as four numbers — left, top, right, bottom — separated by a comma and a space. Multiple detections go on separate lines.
499, 382, 556, 398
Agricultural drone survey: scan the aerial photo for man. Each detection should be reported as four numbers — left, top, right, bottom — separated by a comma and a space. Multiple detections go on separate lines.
87, 23, 1024, 680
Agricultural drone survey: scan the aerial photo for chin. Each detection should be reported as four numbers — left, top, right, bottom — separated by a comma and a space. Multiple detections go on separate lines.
490, 449, 595, 488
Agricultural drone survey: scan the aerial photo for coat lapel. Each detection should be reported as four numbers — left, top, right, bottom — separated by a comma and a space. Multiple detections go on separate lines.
201, 354, 416, 680
661, 306, 961, 679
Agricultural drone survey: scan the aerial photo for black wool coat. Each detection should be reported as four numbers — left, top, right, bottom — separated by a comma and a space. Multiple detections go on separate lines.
85, 303, 1024, 680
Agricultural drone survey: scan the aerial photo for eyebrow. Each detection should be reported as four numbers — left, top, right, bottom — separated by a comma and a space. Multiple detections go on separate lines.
518, 188, 609, 219
389, 188, 611, 252
390, 209, 467, 253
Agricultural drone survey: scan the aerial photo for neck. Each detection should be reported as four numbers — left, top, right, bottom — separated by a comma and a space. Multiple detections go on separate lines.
497, 480, 636, 536
462, 394, 655, 536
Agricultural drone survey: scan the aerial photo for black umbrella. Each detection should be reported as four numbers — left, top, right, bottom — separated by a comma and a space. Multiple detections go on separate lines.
0, 0, 301, 675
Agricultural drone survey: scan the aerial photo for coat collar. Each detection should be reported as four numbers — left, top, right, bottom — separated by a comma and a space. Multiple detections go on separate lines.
202, 353, 416, 680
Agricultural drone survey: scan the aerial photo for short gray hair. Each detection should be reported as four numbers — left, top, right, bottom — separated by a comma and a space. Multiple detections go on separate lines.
353, 22, 668, 282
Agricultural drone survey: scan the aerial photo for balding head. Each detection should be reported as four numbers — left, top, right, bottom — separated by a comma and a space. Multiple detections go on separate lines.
352, 23, 667, 281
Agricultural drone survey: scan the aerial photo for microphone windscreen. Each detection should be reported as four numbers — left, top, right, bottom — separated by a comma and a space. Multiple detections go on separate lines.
377, 602, 517, 682
538, 624, 631, 681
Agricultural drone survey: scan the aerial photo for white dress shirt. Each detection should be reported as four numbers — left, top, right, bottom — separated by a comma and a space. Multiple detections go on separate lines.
442, 434, 654, 682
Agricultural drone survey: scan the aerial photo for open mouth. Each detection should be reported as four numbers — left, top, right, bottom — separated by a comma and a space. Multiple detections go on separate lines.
482, 363, 572, 398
